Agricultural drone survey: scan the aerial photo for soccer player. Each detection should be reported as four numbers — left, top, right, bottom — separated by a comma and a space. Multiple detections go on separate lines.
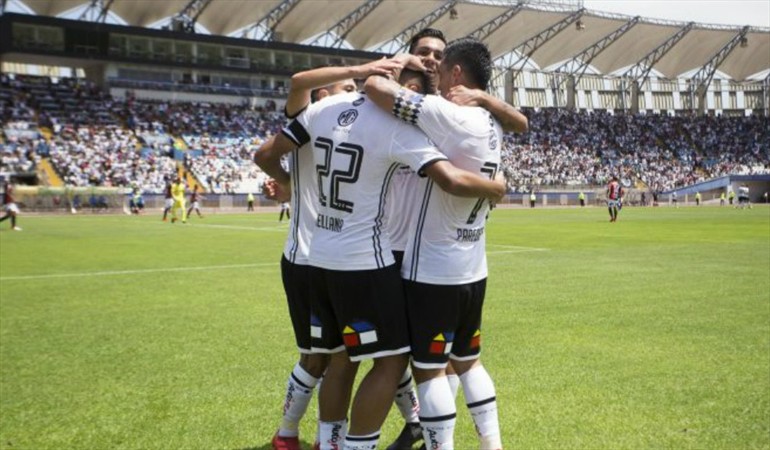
384, 29, 528, 450
365, 38, 509, 450
737, 184, 751, 209
0, 180, 21, 231
162, 179, 173, 221
170, 176, 187, 223
671, 190, 679, 208
255, 58, 406, 450
695, 191, 701, 206
258, 62, 505, 450
278, 201, 290, 222
187, 185, 204, 219
607, 176, 621, 222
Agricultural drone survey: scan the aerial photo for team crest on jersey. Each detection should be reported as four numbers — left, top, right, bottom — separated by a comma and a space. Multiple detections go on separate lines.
429, 332, 455, 355
489, 133, 498, 150
470, 329, 481, 349
352, 97, 365, 106
310, 314, 323, 339
337, 109, 359, 126
342, 321, 378, 347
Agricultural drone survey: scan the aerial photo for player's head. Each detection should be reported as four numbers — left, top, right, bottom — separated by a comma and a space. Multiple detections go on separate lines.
312, 77, 357, 102
398, 68, 429, 95
408, 28, 446, 93
437, 37, 492, 96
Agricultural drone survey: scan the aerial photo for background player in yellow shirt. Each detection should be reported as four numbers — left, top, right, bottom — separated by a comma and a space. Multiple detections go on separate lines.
171, 176, 187, 223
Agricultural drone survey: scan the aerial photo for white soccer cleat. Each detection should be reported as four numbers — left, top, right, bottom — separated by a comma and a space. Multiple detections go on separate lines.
13, 226, 22, 231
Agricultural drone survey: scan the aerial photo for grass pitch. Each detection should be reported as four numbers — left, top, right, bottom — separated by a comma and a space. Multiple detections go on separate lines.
1, 206, 768, 450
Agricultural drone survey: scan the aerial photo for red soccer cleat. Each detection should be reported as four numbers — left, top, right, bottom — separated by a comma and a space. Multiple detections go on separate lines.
271, 433, 300, 450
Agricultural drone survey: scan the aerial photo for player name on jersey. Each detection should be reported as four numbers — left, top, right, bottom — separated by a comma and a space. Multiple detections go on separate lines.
456, 226, 485, 243
316, 213, 344, 233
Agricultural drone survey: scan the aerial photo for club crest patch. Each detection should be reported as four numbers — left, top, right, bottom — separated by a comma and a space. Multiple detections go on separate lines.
429, 332, 455, 355
342, 321, 378, 347
337, 109, 359, 126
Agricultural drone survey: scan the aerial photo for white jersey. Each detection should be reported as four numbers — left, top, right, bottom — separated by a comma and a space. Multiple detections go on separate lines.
282, 92, 446, 271
281, 140, 317, 265
394, 91, 503, 285
738, 186, 749, 197
385, 165, 420, 252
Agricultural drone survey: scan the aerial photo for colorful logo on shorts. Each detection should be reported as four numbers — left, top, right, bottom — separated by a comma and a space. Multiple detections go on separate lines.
470, 329, 481, 349
342, 321, 378, 347
429, 332, 454, 355
310, 314, 322, 339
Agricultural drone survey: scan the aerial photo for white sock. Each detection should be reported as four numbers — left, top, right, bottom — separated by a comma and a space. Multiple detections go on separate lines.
344, 430, 379, 450
460, 365, 501, 450
447, 373, 460, 399
319, 420, 347, 450
278, 363, 320, 437
315, 377, 323, 445
417, 377, 456, 450
394, 369, 420, 423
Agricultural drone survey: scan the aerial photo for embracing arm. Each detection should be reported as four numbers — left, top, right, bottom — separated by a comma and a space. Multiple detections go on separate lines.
253, 134, 296, 186
446, 86, 528, 133
286, 59, 404, 116
424, 160, 506, 202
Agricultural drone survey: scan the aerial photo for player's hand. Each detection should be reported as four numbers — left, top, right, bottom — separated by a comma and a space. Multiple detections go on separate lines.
446, 85, 483, 107
359, 57, 405, 78
263, 178, 291, 202
392, 54, 427, 72
490, 171, 507, 204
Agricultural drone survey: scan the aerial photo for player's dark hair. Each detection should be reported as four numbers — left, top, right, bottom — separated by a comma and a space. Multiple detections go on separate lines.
408, 28, 446, 54
442, 37, 492, 90
398, 68, 430, 95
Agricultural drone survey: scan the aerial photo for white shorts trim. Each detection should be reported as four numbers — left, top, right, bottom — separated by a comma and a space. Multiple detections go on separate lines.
349, 345, 410, 362
411, 360, 449, 370
449, 352, 481, 362
164, 198, 174, 208
310, 344, 346, 355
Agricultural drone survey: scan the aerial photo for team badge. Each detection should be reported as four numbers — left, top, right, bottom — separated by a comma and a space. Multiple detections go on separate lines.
353, 97, 365, 106
342, 321, 378, 347
337, 109, 359, 126
429, 332, 454, 355
470, 329, 481, 349
310, 314, 323, 339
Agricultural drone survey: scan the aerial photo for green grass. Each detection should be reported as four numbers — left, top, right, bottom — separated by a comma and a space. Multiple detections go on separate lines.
1, 206, 768, 450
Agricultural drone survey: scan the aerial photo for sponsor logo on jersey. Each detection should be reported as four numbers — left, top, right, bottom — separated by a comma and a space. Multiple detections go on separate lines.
342, 321, 378, 347
352, 97, 365, 106
337, 109, 359, 126
470, 329, 481, 349
429, 332, 454, 355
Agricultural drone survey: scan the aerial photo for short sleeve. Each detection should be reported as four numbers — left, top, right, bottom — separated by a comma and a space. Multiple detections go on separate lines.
388, 123, 447, 174
392, 90, 463, 142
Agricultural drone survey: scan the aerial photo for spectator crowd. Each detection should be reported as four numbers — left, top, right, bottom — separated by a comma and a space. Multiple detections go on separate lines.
2, 74, 768, 194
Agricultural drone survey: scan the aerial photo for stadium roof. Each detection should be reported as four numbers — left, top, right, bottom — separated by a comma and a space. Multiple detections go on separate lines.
10, 0, 770, 81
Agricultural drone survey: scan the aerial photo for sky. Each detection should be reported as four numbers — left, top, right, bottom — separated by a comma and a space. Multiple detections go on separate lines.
582, 0, 770, 28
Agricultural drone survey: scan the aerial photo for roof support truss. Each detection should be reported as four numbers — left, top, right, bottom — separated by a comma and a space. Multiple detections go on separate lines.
310, 0, 384, 48
493, 8, 584, 75
244, 0, 301, 41
376, 0, 457, 54
622, 21, 694, 87
173, 0, 215, 33
552, 15, 640, 86
78, 0, 115, 22
689, 26, 750, 102
467, 3, 524, 41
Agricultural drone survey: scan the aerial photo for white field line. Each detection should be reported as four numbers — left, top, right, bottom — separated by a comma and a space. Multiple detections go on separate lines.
0, 262, 278, 282
487, 244, 549, 254
182, 223, 287, 232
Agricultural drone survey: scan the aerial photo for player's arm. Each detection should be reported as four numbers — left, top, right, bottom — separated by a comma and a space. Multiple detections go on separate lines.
445, 85, 528, 133
253, 133, 296, 186
423, 160, 506, 202
286, 59, 404, 117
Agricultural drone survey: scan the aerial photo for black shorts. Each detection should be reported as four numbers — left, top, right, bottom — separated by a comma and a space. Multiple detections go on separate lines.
281, 255, 313, 353
404, 278, 487, 369
309, 264, 410, 362
392, 250, 405, 272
